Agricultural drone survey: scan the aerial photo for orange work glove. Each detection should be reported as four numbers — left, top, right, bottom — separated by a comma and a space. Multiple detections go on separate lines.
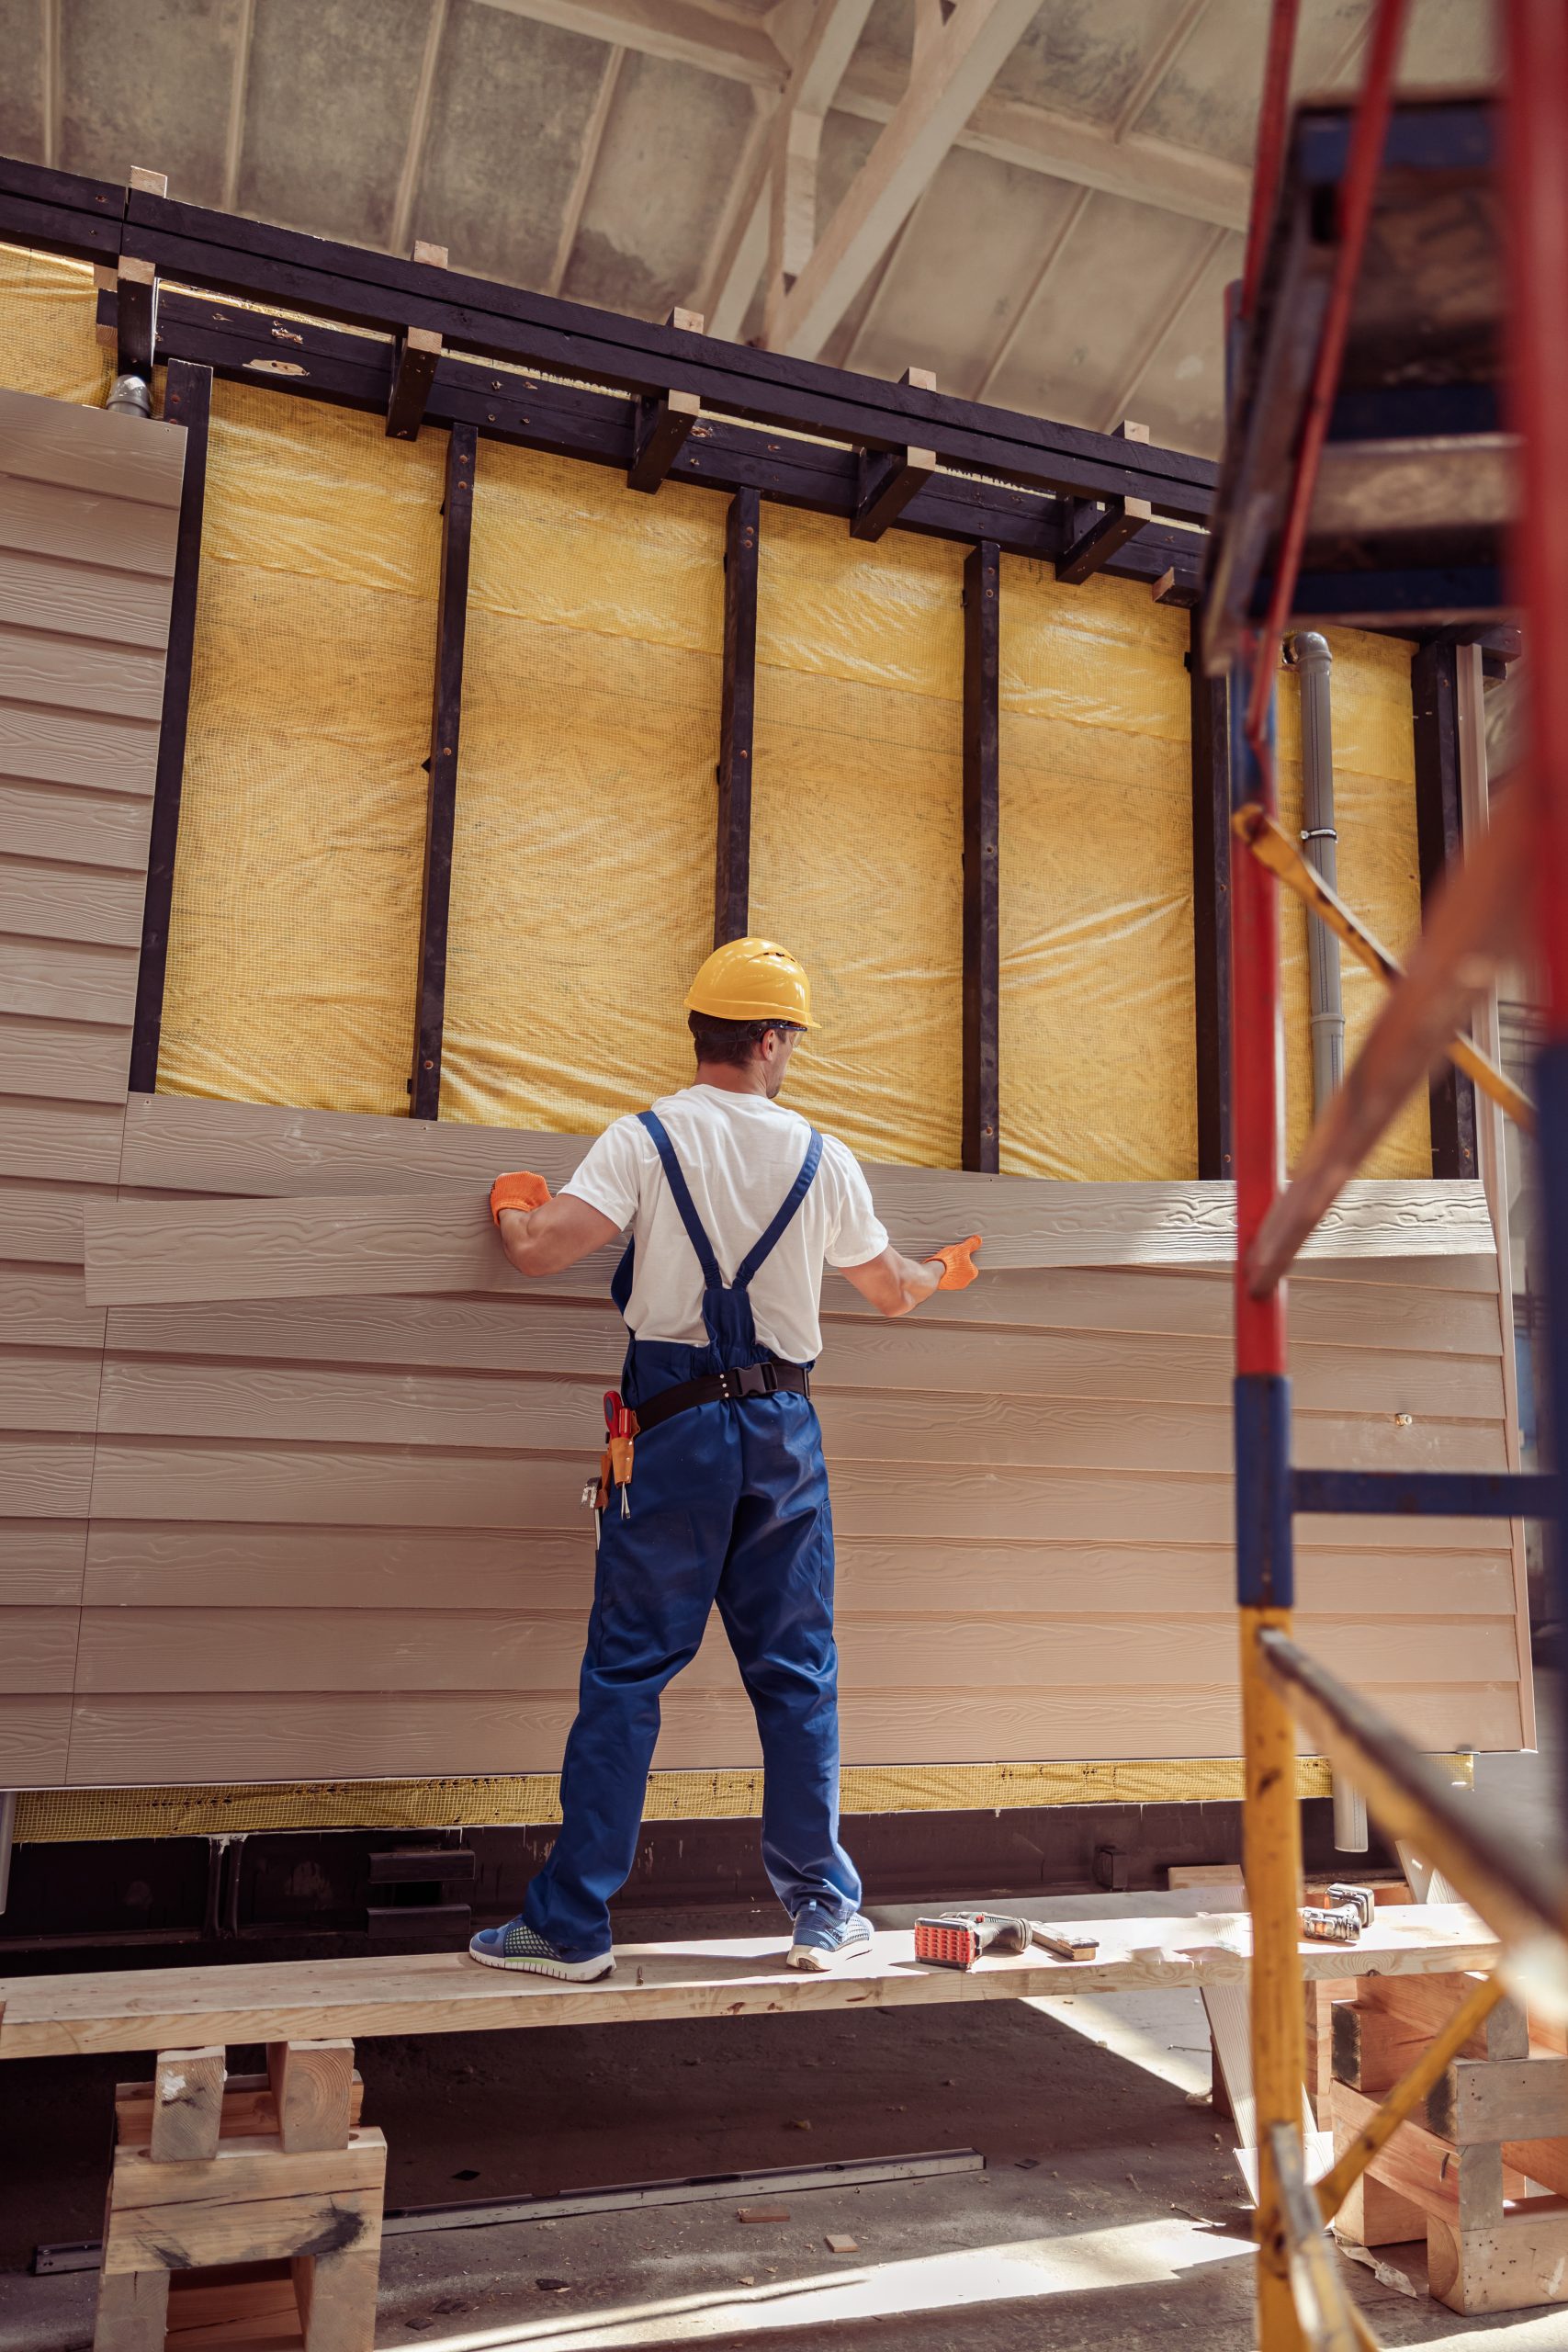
927, 1234, 982, 1291
490, 1170, 551, 1224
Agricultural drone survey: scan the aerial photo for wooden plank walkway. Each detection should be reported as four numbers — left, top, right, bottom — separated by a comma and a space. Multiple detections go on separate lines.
0, 1903, 1498, 2059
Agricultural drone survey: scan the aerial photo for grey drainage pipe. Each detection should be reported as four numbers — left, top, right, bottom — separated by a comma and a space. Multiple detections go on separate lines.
1284, 630, 1367, 1856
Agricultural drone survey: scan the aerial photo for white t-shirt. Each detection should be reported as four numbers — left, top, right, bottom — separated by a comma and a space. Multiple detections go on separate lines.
561, 1085, 889, 1363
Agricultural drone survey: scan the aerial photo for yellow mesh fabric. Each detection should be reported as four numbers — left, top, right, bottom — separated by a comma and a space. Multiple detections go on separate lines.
438, 449, 720, 1131
1276, 629, 1430, 1177
750, 509, 964, 1169
155, 386, 442, 1112
0, 243, 113, 405
998, 560, 1197, 1181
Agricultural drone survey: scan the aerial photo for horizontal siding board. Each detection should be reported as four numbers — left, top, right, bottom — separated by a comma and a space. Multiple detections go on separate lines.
1, 1519, 87, 1605
0, 547, 177, 650
0, 1430, 95, 1514
0, 1095, 126, 1183
90, 1356, 1508, 1476
0, 1180, 113, 1263
0, 470, 179, 574
0, 854, 145, 948
82, 1438, 1513, 1549
80, 1523, 1517, 1620
0, 933, 139, 1025
0, 1693, 71, 1783
0, 1264, 109, 1347
62, 1680, 1523, 1785
0, 1345, 103, 1431
0, 779, 153, 869
69, 1604, 1522, 1698
0, 698, 159, 796
0, 1606, 81, 1690
0, 1012, 130, 1103
0, 624, 168, 722
0, 384, 186, 510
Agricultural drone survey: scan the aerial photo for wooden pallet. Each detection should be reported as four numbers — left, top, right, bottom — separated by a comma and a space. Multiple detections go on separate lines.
1330, 1972, 1568, 2314
96, 2041, 385, 2352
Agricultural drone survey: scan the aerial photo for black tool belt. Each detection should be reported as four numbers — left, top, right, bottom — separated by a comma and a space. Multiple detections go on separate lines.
633, 1357, 812, 1432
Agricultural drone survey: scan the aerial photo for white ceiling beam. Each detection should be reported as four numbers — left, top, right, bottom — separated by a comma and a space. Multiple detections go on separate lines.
472, 0, 785, 85
389, 0, 450, 258
970, 180, 1090, 402
704, 0, 876, 341
1095, 222, 1229, 432
39, 0, 62, 170
835, 65, 1249, 230
547, 43, 626, 295
764, 0, 1041, 361
221, 0, 256, 211
1113, 0, 1213, 141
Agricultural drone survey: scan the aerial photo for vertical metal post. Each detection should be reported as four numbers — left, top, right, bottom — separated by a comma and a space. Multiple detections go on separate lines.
1191, 613, 1234, 1178
962, 539, 1000, 1172
411, 422, 476, 1120
716, 488, 759, 947
1231, 640, 1307, 2352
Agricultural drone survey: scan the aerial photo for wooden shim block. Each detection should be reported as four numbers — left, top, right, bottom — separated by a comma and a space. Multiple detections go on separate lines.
1355, 1970, 1530, 2060
117, 2071, 365, 2149
1430, 2055, 1568, 2145
1427, 2203, 1568, 2315
293, 2246, 379, 2352
95, 2264, 170, 2352
102, 2132, 386, 2273
1331, 2081, 1505, 2229
267, 2041, 355, 2154
150, 2044, 227, 2163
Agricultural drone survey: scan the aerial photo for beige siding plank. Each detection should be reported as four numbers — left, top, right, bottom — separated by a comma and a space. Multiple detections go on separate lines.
0, 548, 175, 649
0, 1692, 71, 1783
0, 855, 145, 948
0, 1012, 130, 1103
0, 778, 152, 870
81, 1439, 1509, 1550
0, 1179, 110, 1263
0, 1430, 95, 1514
0, 933, 139, 1025
90, 1354, 1507, 1478
0, 698, 159, 795
0, 1345, 102, 1430
79, 1523, 1517, 1620
0, 385, 186, 509
0, 625, 167, 721
69, 1604, 1522, 1698
0, 1262, 107, 1346
0, 1518, 87, 1604
62, 1681, 1524, 1786
0, 1095, 127, 1183
0, 1606, 81, 1690
0, 470, 179, 571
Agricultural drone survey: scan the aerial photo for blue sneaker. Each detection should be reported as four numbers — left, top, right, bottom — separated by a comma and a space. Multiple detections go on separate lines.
787, 1905, 874, 1972
468, 1917, 615, 1981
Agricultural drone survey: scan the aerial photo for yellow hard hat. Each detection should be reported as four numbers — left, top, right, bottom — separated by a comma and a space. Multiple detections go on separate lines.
685, 937, 815, 1029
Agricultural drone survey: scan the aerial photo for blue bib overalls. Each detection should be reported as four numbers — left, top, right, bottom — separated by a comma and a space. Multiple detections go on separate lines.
521, 1112, 863, 1961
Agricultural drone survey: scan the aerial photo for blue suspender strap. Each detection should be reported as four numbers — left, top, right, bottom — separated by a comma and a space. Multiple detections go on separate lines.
735, 1128, 824, 1287
637, 1111, 725, 1289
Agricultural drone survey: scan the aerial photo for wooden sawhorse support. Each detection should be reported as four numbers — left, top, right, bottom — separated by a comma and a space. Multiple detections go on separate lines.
96, 2040, 386, 2352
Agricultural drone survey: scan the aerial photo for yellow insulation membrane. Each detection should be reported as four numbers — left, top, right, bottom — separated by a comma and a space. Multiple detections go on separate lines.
155, 387, 442, 1112
998, 560, 1197, 1181
1276, 629, 1430, 1177
0, 242, 113, 403
750, 509, 964, 1169
439, 448, 721, 1131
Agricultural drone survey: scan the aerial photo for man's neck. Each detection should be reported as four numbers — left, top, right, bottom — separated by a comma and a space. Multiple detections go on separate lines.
694, 1060, 770, 1097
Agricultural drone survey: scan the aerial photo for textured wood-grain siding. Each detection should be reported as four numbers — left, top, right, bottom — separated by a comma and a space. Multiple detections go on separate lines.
0, 386, 184, 1783
0, 386, 1530, 1795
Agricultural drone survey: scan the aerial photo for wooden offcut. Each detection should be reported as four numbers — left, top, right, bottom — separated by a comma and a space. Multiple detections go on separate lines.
150, 2046, 227, 2163
267, 2041, 355, 2154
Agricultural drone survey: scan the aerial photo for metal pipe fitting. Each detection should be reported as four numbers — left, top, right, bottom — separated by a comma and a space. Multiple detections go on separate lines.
106, 372, 152, 418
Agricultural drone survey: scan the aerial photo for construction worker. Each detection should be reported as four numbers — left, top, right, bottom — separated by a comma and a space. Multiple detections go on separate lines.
468, 939, 982, 1983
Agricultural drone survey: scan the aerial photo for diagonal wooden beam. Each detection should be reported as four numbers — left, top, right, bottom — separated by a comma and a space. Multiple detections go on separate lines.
389, 0, 450, 262
222, 0, 257, 212
547, 43, 625, 297
764, 0, 1041, 361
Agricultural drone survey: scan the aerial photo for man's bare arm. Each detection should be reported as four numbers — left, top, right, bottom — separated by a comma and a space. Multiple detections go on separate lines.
839, 1234, 983, 1319
497, 1194, 620, 1278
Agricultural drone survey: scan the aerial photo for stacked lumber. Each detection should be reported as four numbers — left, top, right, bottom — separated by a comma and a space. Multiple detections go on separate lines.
1330, 1973, 1568, 2314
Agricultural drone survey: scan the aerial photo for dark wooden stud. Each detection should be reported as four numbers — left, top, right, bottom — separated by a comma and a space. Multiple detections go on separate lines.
715, 488, 759, 947
1055, 492, 1152, 584
1411, 639, 1478, 1178
411, 424, 477, 1120
387, 326, 442, 440
628, 390, 700, 492
962, 539, 1000, 1173
851, 443, 937, 542
116, 254, 158, 379
1190, 612, 1233, 1180
129, 359, 213, 1094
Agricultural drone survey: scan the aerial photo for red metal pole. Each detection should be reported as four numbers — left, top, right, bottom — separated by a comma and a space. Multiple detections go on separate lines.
1239, 0, 1304, 323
